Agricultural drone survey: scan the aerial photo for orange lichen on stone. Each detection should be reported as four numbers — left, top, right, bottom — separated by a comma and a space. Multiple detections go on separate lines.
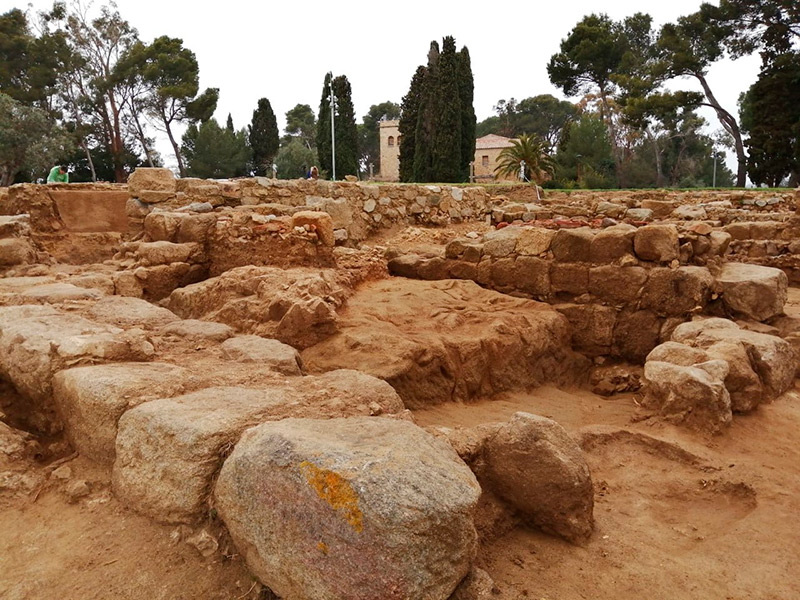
299, 461, 364, 532
317, 541, 329, 555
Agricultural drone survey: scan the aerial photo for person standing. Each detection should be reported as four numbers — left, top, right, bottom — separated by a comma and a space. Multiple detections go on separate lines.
46, 165, 69, 183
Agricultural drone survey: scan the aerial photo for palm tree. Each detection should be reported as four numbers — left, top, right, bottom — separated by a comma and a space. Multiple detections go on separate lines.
494, 133, 555, 184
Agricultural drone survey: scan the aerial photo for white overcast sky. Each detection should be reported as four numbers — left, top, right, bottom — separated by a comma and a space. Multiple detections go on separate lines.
11, 0, 760, 172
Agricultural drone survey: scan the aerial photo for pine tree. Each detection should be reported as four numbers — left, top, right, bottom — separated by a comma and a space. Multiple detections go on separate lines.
316, 72, 333, 176
399, 66, 426, 182
331, 75, 359, 178
457, 47, 476, 182
429, 36, 462, 182
249, 98, 279, 176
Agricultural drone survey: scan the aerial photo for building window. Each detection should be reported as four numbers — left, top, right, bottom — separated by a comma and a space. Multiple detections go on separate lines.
482, 155, 489, 167
388, 136, 395, 147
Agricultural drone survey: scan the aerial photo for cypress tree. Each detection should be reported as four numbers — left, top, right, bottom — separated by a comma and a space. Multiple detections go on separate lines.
248, 98, 279, 176
316, 72, 333, 176
331, 75, 359, 178
226, 113, 234, 132
399, 66, 426, 182
412, 42, 440, 182
428, 36, 462, 182
457, 47, 476, 182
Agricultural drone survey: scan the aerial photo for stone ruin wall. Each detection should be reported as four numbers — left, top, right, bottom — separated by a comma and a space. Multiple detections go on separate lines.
2, 170, 799, 337
2, 171, 800, 597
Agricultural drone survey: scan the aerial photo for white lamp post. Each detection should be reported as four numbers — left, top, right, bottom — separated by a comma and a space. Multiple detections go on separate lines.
328, 73, 337, 181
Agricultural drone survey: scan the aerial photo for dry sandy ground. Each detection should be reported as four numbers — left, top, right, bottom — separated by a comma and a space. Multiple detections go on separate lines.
416, 385, 800, 600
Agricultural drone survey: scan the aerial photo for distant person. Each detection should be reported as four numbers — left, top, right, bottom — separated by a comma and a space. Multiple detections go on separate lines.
308, 166, 319, 180
47, 165, 69, 183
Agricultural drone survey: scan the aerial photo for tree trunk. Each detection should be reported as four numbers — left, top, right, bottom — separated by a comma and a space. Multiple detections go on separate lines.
161, 107, 185, 176
0, 166, 13, 187
131, 102, 155, 168
165, 122, 185, 177
599, 87, 623, 187
646, 128, 665, 187
696, 73, 747, 187
81, 139, 97, 182
108, 92, 126, 183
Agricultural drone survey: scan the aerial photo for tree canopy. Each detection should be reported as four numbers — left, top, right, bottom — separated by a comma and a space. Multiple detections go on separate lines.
316, 73, 359, 179
400, 36, 476, 183
249, 98, 279, 176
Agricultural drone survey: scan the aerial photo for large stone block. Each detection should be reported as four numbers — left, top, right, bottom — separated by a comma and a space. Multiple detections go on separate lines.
113, 377, 405, 524
644, 360, 732, 433
292, 210, 335, 247
483, 412, 593, 544
589, 224, 635, 263
550, 263, 589, 295
515, 256, 550, 296
304, 196, 352, 230
633, 225, 679, 262
588, 266, 647, 305
0, 238, 35, 266
137, 241, 204, 266
612, 310, 661, 363
646, 341, 710, 366
0, 307, 154, 434
85, 296, 180, 330
483, 227, 522, 258
556, 304, 616, 355
221, 335, 303, 375
52, 362, 189, 463
551, 228, 594, 263
143, 212, 184, 242
127, 167, 177, 195
640, 267, 714, 316
214, 417, 480, 600
672, 319, 795, 406
716, 263, 787, 321
515, 227, 555, 256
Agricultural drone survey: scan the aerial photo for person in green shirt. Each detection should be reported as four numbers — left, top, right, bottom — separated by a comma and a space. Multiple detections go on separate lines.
47, 165, 69, 183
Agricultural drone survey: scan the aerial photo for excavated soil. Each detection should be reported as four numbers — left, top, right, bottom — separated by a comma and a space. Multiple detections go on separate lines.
416, 385, 800, 599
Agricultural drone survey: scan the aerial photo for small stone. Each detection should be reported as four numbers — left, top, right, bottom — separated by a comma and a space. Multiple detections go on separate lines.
185, 529, 219, 558
51, 465, 72, 480
176, 202, 214, 213
65, 479, 90, 502
363, 199, 376, 213
689, 222, 713, 235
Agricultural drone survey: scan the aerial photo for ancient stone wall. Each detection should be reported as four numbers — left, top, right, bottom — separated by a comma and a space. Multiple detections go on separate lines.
389, 223, 788, 362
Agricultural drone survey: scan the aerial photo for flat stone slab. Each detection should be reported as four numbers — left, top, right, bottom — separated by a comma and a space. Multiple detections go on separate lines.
53, 362, 190, 464
49, 190, 130, 233
112, 378, 405, 524
302, 279, 586, 408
